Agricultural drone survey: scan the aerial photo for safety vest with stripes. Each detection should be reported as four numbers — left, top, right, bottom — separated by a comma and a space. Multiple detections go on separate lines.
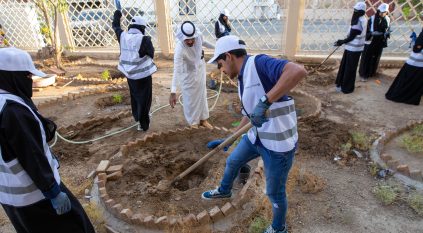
0, 93, 61, 207
345, 16, 367, 52
239, 56, 298, 153
406, 50, 423, 68
118, 31, 157, 80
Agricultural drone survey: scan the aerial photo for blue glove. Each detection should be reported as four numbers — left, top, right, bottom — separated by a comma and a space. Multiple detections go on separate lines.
114, 0, 122, 11
50, 192, 71, 215
207, 138, 232, 152
250, 100, 270, 127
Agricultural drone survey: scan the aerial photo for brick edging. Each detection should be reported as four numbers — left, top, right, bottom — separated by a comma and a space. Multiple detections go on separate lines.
95, 126, 264, 229
36, 84, 128, 109
371, 120, 423, 183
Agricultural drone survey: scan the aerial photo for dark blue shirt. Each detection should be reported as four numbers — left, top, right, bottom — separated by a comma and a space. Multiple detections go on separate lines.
239, 54, 289, 99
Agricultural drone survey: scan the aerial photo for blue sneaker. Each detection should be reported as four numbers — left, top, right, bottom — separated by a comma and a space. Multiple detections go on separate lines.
201, 187, 232, 200
263, 225, 288, 233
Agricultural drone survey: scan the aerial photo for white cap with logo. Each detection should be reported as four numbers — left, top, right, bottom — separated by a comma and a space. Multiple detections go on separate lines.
208, 35, 246, 64
378, 3, 389, 13
353, 2, 366, 11
0, 47, 46, 77
131, 16, 147, 27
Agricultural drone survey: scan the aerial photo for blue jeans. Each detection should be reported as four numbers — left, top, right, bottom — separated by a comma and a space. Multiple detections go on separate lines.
219, 135, 295, 231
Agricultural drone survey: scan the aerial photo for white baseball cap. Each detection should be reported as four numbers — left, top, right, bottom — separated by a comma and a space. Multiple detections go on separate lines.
208, 35, 247, 64
131, 16, 147, 27
0, 47, 46, 77
221, 9, 230, 17
378, 3, 389, 13
353, 2, 366, 11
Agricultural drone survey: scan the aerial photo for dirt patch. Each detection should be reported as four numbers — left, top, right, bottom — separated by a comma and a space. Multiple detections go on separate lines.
94, 92, 131, 108
107, 129, 236, 216
305, 72, 337, 87
298, 118, 350, 158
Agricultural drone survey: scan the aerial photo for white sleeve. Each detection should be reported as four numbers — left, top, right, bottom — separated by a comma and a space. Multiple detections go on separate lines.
171, 43, 184, 93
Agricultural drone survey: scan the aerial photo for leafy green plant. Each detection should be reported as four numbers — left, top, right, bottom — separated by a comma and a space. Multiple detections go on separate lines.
248, 216, 270, 233
101, 70, 110, 81
112, 94, 123, 104
407, 192, 423, 216
373, 184, 399, 205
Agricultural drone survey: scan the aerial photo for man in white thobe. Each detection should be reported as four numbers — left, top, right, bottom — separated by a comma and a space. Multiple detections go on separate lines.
169, 21, 215, 128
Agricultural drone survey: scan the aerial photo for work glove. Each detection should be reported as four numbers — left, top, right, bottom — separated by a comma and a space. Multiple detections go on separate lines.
207, 138, 232, 152
334, 40, 344, 46
114, 0, 122, 11
384, 31, 391, 39
50, 192, 71, 215
250, 100, 270, 128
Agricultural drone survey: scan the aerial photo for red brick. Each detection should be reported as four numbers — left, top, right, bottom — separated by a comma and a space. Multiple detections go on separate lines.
182, 214, 198, 226
112, 204, 123, 215
131, 213, 145, 225
196, 210, 211, 225
120, 209, 133, 222
105, 199, 115, 209
97, 172, 107, 181
96, 160, 110, 173
106, 171, 123, 181
143, 215, 157, 228
396, 165, 410, 176
209, 206, 224, 222
380, 153, 393, 162
98, 187, 107, 196
221, 202, 235, 216
106, 165, 123, 174
154, 216, 168, 228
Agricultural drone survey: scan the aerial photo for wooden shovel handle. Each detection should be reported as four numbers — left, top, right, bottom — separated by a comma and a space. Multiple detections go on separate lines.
172, 122, 252, 184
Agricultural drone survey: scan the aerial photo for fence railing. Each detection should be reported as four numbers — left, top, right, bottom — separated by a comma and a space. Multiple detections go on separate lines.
0, 0, 420, 58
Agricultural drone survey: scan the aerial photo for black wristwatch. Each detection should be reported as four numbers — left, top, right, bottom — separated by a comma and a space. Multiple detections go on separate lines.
260, 95, 271, 106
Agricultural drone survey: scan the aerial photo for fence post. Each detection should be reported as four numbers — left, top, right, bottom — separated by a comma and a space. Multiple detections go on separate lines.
284, 0, 305, 59
155, 0, 173, 57
58, 12, 74, 51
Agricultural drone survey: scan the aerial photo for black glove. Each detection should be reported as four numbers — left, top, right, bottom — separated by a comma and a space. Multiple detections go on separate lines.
334, 40, 344, 47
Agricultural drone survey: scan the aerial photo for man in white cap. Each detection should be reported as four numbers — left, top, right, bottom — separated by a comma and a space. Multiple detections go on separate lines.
334, 1, 367, 94
202, 35, 306, 233
169, 21, 215, 128
0, 47, 95, 233
112, 1, 157, 131
215, 9, 232, 39
359, 3, 391, 81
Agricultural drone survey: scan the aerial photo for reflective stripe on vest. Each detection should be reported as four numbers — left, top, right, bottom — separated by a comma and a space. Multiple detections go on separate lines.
406, 51, 423, 68
345, 16, 367, 52
239, 56, 298, 153
0, 93, 61, 207
118, 32, 157, 80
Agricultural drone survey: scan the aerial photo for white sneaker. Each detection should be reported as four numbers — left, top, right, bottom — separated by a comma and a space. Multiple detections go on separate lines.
137, 124, 142, 131
360, 78, 368, 82
335, 86, 342, 93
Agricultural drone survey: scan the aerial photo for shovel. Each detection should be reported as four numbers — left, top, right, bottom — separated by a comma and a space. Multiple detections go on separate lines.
156, 122, 253, 191
309, 45, 340, 74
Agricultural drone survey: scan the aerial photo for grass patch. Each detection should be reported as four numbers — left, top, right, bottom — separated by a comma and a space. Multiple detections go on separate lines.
101, 69, 110, 81
373, 184, 399, 205
400, 125, 423, 153
368, 162, 379, 177
407, 192, 423, 216
248, 216, 270, 233
112, 93, 123, 104
350, 131, 371, 150
83, 202, 106, 233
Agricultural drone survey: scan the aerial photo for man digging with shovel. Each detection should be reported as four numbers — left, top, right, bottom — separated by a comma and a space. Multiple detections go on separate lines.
202, 36, 306, 233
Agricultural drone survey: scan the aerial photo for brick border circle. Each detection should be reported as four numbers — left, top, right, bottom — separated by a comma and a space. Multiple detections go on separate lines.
93, 126, 265, 230
370, 120, 423, 189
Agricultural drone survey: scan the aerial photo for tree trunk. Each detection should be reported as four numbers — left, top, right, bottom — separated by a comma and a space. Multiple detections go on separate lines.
39, 0, 54, 45
53, 6, 62, 69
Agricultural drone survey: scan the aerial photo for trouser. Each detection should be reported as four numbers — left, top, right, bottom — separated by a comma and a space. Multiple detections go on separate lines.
2, 183, 95, 233
219, 135, 295, 230
335, 50, 362, 94
127, 76, 152, 131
